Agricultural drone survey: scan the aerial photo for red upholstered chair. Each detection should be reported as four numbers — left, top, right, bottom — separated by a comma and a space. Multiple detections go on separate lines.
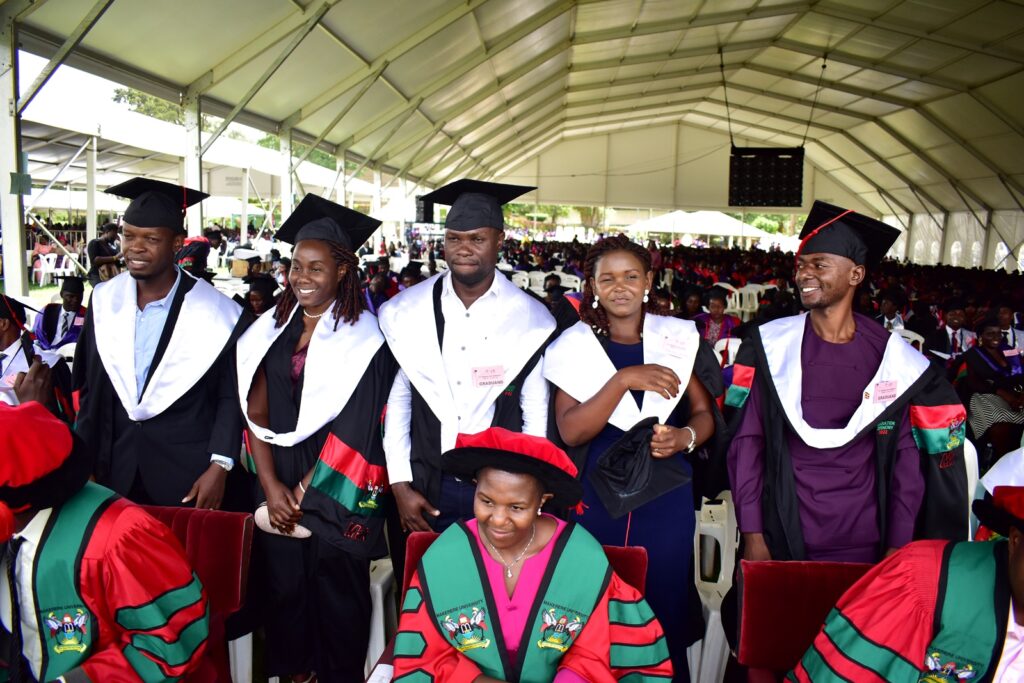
141, 506, 254, 683
737, 559, 873, 682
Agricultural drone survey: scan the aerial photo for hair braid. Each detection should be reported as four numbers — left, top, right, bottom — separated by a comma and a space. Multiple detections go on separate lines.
273, 240, 365, 330
579, 234, 666, 337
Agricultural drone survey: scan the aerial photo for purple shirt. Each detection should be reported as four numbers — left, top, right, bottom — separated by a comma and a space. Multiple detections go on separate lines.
728, 315, 924, 562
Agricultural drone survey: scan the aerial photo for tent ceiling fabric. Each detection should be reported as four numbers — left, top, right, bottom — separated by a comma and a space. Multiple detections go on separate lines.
17, 0, 1024, 214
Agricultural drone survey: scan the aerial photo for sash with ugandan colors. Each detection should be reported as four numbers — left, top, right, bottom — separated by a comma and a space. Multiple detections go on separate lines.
791, 540, 1008, 682
394, 522, 672, 683
725, 314, 969, 559
10, 483, 207, 682
297, 344, 397, 560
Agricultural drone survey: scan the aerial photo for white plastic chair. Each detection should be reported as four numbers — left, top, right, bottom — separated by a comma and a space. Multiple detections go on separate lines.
690, 492, 738, 683
559, 273, 582, 291
34, 253, 59, 286
510, 271, 529, 289
737, 285, 762, 321
964, 439, 979, 539
897, 329, 925, 351
528, 271, 549, 291
364, 558, 397, 677
713, 337, 742, 367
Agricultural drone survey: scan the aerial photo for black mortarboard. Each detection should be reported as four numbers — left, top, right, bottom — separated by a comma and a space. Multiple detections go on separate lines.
57, 275, 85, 294
0, 295, 38, 326
399, 261, 424, 279
797, 200, 901, 266
104, 178, 208, 234
420, 179, 534, 231
587, 417, 692, 519
243, 273, 278, 298
274, 193, 381, 251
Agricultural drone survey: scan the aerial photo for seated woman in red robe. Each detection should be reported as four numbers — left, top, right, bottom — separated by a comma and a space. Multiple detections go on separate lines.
393, 427, 673, 683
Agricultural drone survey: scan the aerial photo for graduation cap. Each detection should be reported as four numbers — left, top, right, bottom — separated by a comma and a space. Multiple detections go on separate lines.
56, 275, 85, 295
797, 200, 901, 267
587, 417, 692, 519
0, 295, 39, 326
104, 178, 208, 234
274, 193, 381, 251
399, 261, 424, 279
441, 427, 582, 509
420, 179, 534, 232
243, 273, 278, 298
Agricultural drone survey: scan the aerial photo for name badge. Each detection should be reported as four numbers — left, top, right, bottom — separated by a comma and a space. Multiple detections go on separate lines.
74, 316, 86, 326
471, 365, 506, 388
661, 335, 689, 358
873, 380, 898, 403
1005, 348, 1021, 357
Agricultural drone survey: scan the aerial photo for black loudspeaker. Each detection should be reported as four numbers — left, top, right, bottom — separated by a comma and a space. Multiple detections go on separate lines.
728, 146, 805, 207
415, 196, 433, 223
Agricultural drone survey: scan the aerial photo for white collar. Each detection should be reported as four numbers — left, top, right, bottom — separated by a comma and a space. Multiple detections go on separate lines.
13, 508, 51, 543
91, 270, 241, 421
236, 305, 384, 447
757, 314, 930, 449
440, 269, 502, 305
543, 317, 700, 431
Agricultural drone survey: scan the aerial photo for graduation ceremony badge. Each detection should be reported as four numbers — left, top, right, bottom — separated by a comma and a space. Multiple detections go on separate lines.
920, 651, 976, 682
443, 606, 491, 652
537, 608, 583, 652
46, 609, 89, 655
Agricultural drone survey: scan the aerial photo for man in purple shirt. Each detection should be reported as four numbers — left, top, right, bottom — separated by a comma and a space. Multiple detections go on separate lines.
726, 201, 969, 563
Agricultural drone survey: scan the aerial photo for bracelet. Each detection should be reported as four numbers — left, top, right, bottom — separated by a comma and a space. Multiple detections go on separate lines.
298, 481, 307, 493
682, 425, 697, 454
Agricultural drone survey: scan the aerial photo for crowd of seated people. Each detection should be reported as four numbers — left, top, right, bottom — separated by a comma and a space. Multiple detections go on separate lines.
4, 178, 1024, 683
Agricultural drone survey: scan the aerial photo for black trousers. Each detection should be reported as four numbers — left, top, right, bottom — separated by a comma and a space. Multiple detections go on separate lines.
259, 530, 371, 682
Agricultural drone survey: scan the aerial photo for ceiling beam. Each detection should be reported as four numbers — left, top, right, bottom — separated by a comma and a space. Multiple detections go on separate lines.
334, 1, 575, 152
463, 116, 567, 183
395, 70, 568, 172
569, 63, 728, 93
200, 0, 334, 155
281, 0, 491, 128
17, 0, 114, 113
809, 5, 1024, 66
442, 98, 568, 173
185, 0, 339, 99
572, 38, 769, 73
572, 1, 811, 45
375, 50, 570, 166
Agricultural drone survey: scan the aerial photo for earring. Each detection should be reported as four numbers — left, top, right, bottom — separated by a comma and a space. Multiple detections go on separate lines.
537, 508, 542, 516
592, 295, 600, 309
643, 290, 649, 303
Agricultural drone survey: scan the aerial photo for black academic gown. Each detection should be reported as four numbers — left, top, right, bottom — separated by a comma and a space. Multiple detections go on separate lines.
73, 274, 245, 506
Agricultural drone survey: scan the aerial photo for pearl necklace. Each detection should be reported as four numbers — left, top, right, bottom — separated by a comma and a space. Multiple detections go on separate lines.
302, 300, 335, 320
484, 523, 536, 578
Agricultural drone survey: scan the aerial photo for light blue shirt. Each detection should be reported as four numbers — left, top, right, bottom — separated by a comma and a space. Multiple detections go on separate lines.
134, 269, 182, 399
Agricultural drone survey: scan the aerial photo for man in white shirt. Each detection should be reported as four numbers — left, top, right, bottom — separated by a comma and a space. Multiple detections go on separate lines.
31, 275, 86, 351
997, 303, 1024, 353
378, 179, 556, 537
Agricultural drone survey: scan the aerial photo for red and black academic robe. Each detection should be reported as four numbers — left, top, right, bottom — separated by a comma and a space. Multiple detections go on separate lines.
792, 539, 1008, 682
1, 482, 210, 682
73, 271, 244, 506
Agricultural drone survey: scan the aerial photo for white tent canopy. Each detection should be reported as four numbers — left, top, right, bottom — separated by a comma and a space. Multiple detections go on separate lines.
1, 0, 1022, 286
627, 210, 772, 241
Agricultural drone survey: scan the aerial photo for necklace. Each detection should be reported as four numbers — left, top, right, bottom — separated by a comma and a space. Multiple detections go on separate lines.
302, 301, 334, 319
485, 523, 536, 578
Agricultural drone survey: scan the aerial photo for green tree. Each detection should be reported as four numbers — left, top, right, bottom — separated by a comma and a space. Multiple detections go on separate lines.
113, 88, 184, 124
257, 134, 336, 170
574, 205, 604, 229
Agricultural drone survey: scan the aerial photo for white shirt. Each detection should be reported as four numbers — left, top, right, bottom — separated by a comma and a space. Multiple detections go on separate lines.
1, 508, 53, 681
56, 309, 75, 341
995, 601, 1024, 682
946, 325, 975, 355
383, 273, 549, 484
0, 338, 67, 407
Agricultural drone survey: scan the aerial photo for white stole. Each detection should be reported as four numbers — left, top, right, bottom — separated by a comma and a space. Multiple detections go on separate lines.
758, 313, 930, 449
378, 271, 556, 426
236, 304, 384, 447
90, 270, 241, 421
543, 316, 701, 431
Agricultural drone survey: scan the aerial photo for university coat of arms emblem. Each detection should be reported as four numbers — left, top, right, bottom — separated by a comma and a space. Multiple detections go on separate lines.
443, 606, 491, 652
46, 609, 89, 654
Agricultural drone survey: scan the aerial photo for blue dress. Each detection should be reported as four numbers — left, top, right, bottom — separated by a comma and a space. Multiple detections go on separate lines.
577, 340, 695, 682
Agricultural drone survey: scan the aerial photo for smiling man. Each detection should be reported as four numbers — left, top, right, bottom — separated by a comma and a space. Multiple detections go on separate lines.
726, 201, 968, 563
73, 178, 244, 509
378, 179, 556, 548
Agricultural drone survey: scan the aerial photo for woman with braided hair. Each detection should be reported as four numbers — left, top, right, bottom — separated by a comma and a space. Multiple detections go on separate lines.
236, 194, 398, 682
543, 234, 726, 681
